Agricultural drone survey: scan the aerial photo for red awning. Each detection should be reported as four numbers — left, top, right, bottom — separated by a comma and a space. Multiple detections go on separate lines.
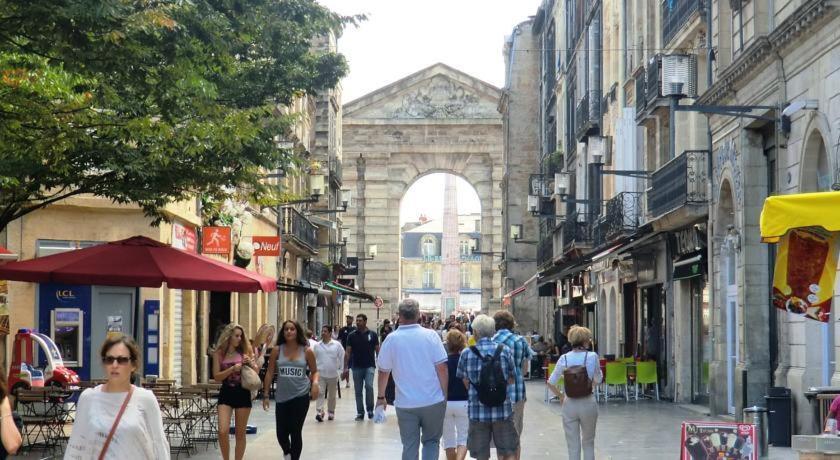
0, 235, 276, 293
0, 245, 18, 262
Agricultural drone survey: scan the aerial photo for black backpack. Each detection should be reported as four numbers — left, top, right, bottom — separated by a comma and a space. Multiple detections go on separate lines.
469, 345, 507, 407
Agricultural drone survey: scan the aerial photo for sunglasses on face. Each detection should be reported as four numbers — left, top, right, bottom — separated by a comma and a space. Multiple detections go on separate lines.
102, 356, 132, 365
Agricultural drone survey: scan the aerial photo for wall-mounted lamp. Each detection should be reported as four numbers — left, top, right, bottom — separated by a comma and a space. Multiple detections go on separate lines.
358, 244, 377, 261
510, 224, 537, 244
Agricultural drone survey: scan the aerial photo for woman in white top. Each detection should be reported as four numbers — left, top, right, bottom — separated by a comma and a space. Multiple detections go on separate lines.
547, 326, 603, 460
65, 334, 168, 459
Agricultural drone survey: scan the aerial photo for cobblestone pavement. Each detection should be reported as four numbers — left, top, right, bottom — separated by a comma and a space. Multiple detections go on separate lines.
20, 381, 799, 459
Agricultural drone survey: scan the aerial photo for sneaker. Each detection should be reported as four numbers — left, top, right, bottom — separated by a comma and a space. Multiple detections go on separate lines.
315, 412, 323, 422
328, 412, 335, 421
345, 382, 350, 388
355, 414, 364, 421
367, 411, 374, 420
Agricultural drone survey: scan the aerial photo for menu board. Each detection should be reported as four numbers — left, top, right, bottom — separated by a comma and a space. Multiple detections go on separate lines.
680, 421, 757, 460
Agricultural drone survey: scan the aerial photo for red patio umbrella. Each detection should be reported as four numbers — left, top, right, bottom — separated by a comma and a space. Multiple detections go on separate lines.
0, 236, 276, 293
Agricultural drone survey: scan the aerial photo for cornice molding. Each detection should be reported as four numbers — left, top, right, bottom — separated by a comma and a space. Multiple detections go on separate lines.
697, 0, 836, 105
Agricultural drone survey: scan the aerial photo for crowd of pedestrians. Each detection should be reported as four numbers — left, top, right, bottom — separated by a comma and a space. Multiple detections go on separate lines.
0, 298, 601, 460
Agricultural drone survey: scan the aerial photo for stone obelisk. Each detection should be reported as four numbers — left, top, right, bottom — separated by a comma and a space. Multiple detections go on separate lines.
441, 175, 461, 317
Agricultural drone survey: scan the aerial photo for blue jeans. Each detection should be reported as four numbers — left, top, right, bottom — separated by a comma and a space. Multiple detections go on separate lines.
352, 367, 375, 415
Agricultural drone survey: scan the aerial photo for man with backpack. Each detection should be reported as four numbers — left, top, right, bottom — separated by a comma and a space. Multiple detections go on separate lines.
456, 314, 518, 460
492, 311, 534, 460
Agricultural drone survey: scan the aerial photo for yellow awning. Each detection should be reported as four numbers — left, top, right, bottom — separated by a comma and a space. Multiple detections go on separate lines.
760, 191, 840, 243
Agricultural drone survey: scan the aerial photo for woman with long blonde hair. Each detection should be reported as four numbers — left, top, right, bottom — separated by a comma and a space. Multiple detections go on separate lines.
213, 323, 258, 460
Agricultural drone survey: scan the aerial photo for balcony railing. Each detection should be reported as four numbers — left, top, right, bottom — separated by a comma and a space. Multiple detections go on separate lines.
563, 212, 592, 252
305, 261, 331, 284
575, 94, 590, 140
537, 237, 554, 268
281, 207, 318, 251
646, 150, 708, 219
605, 192, 643, 241
635, 72, 646, 116
645, 57, 661, 107
663, 0, 702, 46
329, 158, 342, 186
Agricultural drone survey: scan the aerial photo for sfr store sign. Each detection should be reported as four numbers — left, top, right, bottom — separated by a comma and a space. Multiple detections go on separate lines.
253, 236, 281, 256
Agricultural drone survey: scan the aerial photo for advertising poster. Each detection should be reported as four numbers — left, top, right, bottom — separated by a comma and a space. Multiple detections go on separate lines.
680, 421, 757, 460
772, 227, 839, 322
171, 222, 197, 253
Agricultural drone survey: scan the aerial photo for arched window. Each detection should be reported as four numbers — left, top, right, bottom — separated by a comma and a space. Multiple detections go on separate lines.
459, 239, 472, 256
421, 236, 437, 257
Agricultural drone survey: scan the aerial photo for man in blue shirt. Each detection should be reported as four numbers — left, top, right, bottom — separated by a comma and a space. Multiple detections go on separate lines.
456, 314, 517, 460
492, 311, 534, 460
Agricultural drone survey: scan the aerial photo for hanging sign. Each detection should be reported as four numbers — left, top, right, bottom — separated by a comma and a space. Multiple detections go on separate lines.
202, 226, 232, 254
172, 222, 197, 253
253, 236, 281, 256
680, 421, 757, 459
0, 279, 8, 335
772, 227, 839, 322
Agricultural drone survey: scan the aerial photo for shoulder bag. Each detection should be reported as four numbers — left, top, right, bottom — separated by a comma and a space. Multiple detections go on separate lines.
99, 386, 134, 460
241, 357, 263, 392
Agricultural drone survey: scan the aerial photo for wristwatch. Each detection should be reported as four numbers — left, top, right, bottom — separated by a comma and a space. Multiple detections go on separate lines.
377, 396, 386, 400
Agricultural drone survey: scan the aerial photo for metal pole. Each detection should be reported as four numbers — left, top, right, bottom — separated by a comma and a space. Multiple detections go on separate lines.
670, 96, 678, 161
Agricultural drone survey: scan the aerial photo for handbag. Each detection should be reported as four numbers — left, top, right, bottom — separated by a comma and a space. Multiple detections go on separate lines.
241, 362, 262, 392
99, 386, 133, 460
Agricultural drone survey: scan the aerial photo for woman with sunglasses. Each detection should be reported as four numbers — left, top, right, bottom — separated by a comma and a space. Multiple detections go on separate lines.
65, 334, 168, 459
213, 323, 258, 460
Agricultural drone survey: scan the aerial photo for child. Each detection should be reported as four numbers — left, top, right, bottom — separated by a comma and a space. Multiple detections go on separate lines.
825, 395, 840, 433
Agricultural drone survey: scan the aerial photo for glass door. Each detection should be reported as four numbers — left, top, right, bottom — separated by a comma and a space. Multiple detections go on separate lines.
691, 281, 711, 404
725, 248, 739, 415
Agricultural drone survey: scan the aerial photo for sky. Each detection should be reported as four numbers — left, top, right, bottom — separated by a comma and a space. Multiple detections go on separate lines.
318, 0, 543, 102
400, 174, 480, 224
317, 0, 541, 224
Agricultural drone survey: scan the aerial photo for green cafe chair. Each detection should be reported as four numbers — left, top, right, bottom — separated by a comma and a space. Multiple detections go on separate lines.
544, 363, 561, 403
604, 362, 628, 401
635, 361, 659, 400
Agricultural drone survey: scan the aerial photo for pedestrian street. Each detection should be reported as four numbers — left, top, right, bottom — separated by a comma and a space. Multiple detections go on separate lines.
169, 381, 798, 460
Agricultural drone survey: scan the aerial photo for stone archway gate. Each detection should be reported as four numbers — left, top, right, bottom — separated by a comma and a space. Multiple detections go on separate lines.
342, 63, 504, 318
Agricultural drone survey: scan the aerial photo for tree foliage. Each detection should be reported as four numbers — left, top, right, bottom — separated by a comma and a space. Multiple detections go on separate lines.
0, 0, 361, 231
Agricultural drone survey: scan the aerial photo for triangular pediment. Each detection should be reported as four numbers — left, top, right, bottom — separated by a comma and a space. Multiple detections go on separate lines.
344, 63, 502, 120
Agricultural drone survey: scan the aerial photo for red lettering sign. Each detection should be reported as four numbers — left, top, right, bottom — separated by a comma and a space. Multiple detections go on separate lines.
252, 236, 281, 256
171, 222, 197, 253
202, 226, 232, 254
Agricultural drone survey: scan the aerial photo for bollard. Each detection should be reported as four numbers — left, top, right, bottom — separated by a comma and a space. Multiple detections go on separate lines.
744, 406, 770, 459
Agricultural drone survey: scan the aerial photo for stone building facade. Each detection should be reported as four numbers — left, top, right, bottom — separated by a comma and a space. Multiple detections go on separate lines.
342, 64, 504, 323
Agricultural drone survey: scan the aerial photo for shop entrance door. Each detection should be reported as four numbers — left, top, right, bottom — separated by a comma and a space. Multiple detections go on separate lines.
623, 282, 637, 357
691, 280, 711, 405
725, 248, 739, 415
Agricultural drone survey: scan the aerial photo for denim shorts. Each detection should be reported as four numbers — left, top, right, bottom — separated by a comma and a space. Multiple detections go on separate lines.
467, 417, 519, 459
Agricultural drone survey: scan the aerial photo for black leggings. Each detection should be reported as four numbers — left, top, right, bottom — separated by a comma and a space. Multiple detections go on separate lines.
275, 394, 310, 459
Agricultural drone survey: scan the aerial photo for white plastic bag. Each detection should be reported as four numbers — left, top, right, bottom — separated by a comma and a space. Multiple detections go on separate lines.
373, 404, 387, 424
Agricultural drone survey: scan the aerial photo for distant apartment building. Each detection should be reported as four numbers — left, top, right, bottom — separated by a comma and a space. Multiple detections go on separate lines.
400, 214, 482, 314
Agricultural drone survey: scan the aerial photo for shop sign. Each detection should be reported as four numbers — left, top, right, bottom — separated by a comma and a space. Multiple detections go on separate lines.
636, 256, 657, 285
201, 226, 231, 254
680, 421, 757, 459
0, 279, 8, 335
252, 236, 281, 256
172, 222, 197, 252
672, 224, 707, 257
345, 257, 359, 275
772, 227, 839, 322
583, 271, 597, 304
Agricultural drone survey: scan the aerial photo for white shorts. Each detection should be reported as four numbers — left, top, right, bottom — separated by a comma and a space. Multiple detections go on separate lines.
442, 400, 469, 449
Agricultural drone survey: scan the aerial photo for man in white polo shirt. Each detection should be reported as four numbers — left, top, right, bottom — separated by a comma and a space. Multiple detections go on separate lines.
376, 298, 448, 460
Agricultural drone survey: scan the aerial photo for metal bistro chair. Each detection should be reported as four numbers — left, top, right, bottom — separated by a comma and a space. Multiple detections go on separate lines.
635, 361, 660, 400
604, 362, 629, 401
544, 362, 560, 403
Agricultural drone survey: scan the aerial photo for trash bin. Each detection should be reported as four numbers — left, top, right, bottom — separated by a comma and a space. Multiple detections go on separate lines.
743, 406, 769, 459
765, 387, 792, 447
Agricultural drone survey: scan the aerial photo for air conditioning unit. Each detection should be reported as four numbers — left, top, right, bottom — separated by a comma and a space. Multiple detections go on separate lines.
660, 54, 697, 98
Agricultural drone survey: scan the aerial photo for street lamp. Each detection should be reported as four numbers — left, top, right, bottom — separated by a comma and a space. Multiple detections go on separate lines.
358, 244, 377, 261
469, 238, 503, 257
308, 188, 352, 214
510, 224, 538, 244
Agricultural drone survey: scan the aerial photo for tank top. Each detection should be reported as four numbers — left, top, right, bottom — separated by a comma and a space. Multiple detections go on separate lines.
220, 352, 243, 387
274, 344, 310, 403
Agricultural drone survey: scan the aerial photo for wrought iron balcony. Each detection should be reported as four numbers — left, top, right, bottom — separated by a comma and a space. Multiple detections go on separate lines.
663, 0, 702, 46
646, 150, 708, 219
592, 217, 609, 247
575, 94, 591, 140
635, 72, 646, 116
537, 237, 554, 268
563, 212, 592, 253
281, 207, 319, 252
305, 260, 331, 284
329, 158, 342, 186
645, 57, 661, 107
605, 192, 643, 241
